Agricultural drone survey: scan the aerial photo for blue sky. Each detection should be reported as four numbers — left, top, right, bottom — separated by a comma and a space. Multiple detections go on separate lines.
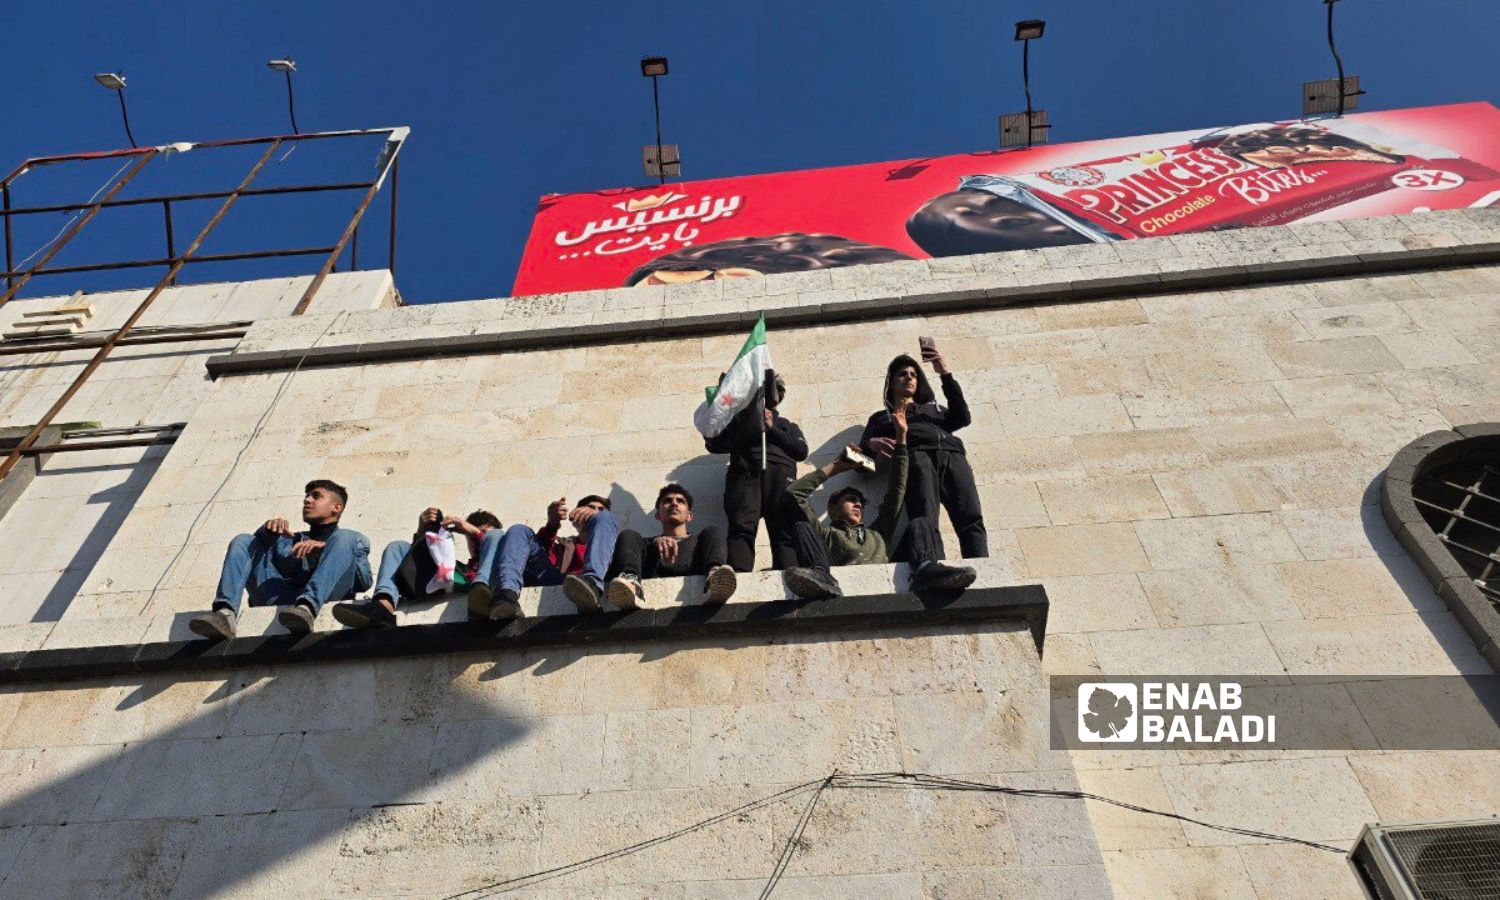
2, 1, 1497, 303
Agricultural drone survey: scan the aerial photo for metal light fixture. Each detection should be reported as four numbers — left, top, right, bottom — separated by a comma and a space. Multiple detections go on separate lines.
268, 56, 300, 133
640, 55, 679, 182
999, 20, 1050, 148
93, 71, 138, 149
1303, 0, 1364, 117
1014, 19, 1045, 41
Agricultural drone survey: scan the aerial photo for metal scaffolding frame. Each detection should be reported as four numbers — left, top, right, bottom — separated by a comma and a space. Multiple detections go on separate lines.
0, 126, 408, 484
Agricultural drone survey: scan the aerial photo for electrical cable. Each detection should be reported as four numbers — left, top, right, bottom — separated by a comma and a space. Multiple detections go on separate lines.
440, 769, 1345, 899
14, 156, 137, 270
759, 773, 835, 900
144, 312, 342, 605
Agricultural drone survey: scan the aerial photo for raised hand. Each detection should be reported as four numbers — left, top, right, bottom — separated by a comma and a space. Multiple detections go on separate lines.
418, 507, 442, 532
867, 437, 897, 459
892, 400, 909, 443
921, 341, 950, 376
546, 497, 567, 528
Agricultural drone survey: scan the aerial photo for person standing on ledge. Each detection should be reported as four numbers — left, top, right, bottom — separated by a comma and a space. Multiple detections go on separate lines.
332, 507, 503, 629
606, 483, 738, 609
467, 494, 620, 618
860, 341, 987, 559
704, 373, 808, 572
781, 402, 976, 600
189, 479, 372, 639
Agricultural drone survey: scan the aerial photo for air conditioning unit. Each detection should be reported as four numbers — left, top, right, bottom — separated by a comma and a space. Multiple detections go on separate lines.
1349, 819, 1500, 899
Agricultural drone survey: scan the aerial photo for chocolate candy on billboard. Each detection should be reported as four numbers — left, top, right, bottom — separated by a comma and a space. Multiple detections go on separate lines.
625, 233, 913, 286
915, 118, 1498, 254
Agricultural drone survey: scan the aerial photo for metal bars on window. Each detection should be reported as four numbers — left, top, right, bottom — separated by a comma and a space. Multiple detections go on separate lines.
1413, 462, 1500, 606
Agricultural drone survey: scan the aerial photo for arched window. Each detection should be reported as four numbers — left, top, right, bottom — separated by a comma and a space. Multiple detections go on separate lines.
1382, 424, 1500, 673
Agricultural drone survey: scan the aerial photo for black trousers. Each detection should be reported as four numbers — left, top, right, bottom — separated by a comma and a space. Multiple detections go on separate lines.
906, 449, 987, 559
789, 516, 943, 572
612, 526, 728, 579
724, 462, 798, 572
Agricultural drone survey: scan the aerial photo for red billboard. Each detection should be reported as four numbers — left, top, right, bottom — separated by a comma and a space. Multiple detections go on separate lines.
513, 102, 1500, 296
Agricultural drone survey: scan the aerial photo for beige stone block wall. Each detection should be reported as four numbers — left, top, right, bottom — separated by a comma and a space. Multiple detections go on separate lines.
9, 208, 1500, 895
0, 272, 396, 628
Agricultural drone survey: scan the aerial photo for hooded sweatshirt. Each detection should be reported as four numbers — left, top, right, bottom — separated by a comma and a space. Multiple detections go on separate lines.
704, 388, 808, 473
858, 354, 971, 455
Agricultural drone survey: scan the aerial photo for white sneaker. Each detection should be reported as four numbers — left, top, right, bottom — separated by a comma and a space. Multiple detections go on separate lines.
704, 565, 737, 605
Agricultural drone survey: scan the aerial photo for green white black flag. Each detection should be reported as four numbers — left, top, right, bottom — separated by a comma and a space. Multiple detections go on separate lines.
694, 313, 771, 439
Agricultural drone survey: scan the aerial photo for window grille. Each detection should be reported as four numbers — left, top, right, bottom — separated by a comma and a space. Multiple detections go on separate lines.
1412, 461, 1500, 607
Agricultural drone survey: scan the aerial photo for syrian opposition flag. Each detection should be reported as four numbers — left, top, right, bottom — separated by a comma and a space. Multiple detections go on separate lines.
695, 313, 771, 439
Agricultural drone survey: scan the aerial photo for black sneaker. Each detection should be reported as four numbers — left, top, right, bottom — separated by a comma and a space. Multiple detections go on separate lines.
909, 562, 978, 593
783, 567, 842, 601
188, 607, 237, 640
563, 574, 603, 613
467, 582, 494, 620
489, 589, 523, 621
333, 598, 397, 629
607, 574, 644, 610
278, 601, 317, 635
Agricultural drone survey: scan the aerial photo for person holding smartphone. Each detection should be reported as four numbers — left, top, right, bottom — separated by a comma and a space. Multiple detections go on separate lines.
858, 339, 987, 559
780, 401, 976, 599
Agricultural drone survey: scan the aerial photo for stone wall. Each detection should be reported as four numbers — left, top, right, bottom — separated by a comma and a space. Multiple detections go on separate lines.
0, 272, 396, 634
2, 209, 1500, 896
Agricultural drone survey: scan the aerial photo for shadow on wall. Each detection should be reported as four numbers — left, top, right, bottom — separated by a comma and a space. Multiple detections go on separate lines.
0, 659, 529, 896
31, 446, 171, 623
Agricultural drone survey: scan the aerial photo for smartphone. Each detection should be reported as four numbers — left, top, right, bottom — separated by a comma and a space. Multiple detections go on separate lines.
842, 445, 878, 474
918, 336, 936, 356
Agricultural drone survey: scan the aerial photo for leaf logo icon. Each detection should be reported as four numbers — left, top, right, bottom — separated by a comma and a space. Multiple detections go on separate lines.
1082, 687, 1134, 738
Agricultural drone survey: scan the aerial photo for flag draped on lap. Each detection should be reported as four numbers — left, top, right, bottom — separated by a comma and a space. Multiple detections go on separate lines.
694, 313, 771, 439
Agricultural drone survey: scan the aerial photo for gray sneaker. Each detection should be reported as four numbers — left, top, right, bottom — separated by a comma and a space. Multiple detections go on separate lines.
563, 574, 603, 613
607, 574, 644, 610
188, 607, 238, 640
277, 602, 316, 636
783, 567, 842, 601
704, 565, 737, 605
489, 588, 523, 621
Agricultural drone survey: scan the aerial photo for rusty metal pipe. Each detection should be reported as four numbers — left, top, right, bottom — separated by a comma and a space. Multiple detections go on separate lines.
0, 151, 155, 310
0, 141, 278, 482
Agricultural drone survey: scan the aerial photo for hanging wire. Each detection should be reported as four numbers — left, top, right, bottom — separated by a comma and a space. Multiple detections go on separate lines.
14, 156, 137, 270
440, 770, 1346, 899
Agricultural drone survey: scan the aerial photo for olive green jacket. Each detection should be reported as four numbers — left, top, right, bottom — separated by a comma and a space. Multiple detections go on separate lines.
785, 445, 908, 565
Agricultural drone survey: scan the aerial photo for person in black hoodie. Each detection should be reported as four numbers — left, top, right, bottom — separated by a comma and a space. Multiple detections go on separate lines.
859, 344, 987, 558
704, 373, 809, 572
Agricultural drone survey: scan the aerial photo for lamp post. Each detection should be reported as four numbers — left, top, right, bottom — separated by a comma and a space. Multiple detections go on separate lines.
1304, 0, 1364, 117
268, 57, 300, 133
1015, 20, 1045, 148
93, 72, 138, 149
640, 55, 678, 184
999, 21, 1049, 148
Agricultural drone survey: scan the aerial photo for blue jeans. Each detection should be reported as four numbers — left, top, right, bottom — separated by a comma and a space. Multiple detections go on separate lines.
372, 539, 411, 607
473, 510, 618, 594
214, 528, 372, 614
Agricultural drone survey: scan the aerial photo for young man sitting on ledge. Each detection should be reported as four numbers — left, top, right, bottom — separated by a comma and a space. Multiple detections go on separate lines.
189, 479, 372, 639
780, 402, 976, 600
332, 507, 503, 629
466, 494, 620, 618
606, 483, 738, 610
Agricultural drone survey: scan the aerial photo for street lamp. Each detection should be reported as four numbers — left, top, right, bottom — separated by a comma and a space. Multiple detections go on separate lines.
1303, 0, 1364, 117
999, 20, 1050, 148
640, 55, 680, 183
93, 71, 138, 149
268, 57, 300, 133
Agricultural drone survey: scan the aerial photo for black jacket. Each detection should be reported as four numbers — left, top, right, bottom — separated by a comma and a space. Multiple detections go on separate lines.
705, 394, 809, 473
859, 354, 971, 455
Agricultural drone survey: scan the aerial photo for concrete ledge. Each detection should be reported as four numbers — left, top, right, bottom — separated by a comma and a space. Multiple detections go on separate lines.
0, 585, 1047, 685
1381, 425, 1500, 674
207, 237, 1500, 377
